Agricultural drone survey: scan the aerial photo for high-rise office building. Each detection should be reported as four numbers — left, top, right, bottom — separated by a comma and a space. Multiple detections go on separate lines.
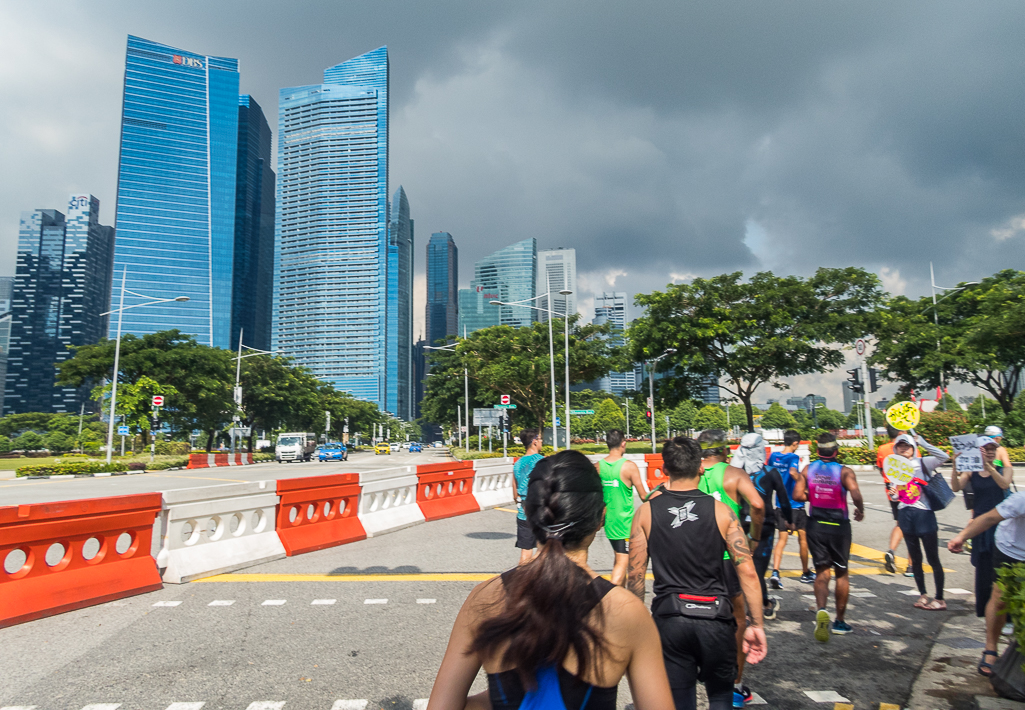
274, 47, 390, 406
0, 277, 14, 415
593, 292, 634, 395
5, 196, 115, 414
386, 186, 413, 419
233, 95, 276, 351
458, 238, 537, 336
412, 338, 426, 420
787, 394, 827, 412
537, 248, 576, 321
426, 232, 458, 347
111, 35, 241, 348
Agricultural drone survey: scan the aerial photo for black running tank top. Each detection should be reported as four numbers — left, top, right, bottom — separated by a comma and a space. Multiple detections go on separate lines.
648, 489, 729, 600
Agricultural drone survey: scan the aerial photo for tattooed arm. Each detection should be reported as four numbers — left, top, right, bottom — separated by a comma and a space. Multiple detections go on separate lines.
716, 501, 768, 664
628, 501, 653, 601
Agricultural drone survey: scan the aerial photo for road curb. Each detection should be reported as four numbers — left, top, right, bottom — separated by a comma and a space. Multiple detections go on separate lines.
22, 468, 182, 480
908, 613, 1004, 709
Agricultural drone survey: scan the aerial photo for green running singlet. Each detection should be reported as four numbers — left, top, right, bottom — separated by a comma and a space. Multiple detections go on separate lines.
599, 457, 634, 541
699, 461, 741, 560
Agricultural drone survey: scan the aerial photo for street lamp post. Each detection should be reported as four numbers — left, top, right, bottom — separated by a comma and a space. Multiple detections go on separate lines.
646, 348, 677, 453
230, 328, 278, 455
928, 262, 979, 411
491, 283, 573, 450
100, 268, 189, 463
424, 329, 470, 450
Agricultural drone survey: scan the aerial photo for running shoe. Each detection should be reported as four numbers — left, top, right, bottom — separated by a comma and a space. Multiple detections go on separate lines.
800, 571, 816, 584
904, 565, 915, 578
733, 684, 752, 707
1003, 622, 1014, 637
831, 620, 853, 635
884, 551, 896, 573
764, 597, 779, 620
814, 609, 831, 643
769, 571, 783, 590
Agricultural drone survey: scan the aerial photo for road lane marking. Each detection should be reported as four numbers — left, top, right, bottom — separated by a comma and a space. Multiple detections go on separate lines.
747, 693, 767, 704
261, 599, 286, 606
208, 600, 234, 606
312, 599, 336, 605
879, 705, 901, 710
495, 507, 518, 513
364, 598, 388, 604
946, 588, 972, 594
852, 592, 877, 598
166, 704, 206, 710
80, 706, 122, 710
197, 573, 499, 582
331, 702, 368, 710
244, 704, 285, 710
413, 701, 429, 710
417, 598, 437, 604
145, 474, 248, 483
803, 690, 849, 702
900, 589, 924, 596
152, 601, 182, 607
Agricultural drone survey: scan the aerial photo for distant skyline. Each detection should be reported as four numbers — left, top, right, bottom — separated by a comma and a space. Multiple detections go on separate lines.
0, 1, 1020, 410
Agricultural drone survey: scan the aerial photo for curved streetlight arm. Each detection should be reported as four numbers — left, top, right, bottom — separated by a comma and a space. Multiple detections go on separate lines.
100, 295, 189, 317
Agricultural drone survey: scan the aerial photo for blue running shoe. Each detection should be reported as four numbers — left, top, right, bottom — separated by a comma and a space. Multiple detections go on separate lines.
832, 620, 853, 635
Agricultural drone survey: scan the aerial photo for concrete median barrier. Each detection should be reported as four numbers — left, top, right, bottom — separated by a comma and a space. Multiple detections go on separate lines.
155, 481, 286, 584
472, 459, 515, 509
358, 467, 425, 537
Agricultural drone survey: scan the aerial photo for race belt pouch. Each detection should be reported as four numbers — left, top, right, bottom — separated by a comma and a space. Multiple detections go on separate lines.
653, 593, 734, 621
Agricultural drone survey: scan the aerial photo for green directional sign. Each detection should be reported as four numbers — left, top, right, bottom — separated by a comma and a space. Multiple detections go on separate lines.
494, 404, 517, 409
571, 409, 595, 415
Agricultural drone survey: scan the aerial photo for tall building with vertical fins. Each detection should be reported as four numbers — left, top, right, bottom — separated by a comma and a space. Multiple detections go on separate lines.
274, 47, 390, 406
537, 248, 576, 321
386, 186, 413, 419
111, 35, 240, 348
5, 196, 114, 414
592, 291, 635, 395
458, 238, 537, 336
426, 232, 458, 347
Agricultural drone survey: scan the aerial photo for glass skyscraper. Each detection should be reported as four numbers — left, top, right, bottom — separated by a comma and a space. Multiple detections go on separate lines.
386, 186, 413, 419
112, 36, 240, 348
5, 196, 114, 414
593, 291, 635, 395
0, 277, 12, 415
426, 232, 458, 347
458, 238, 537, 336
274, 47, 390, 405
537, 248, 576, 321
233, 95, 276, 352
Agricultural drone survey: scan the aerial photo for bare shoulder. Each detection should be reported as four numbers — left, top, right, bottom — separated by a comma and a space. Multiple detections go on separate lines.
601, 584, 655, 629
463, 575, 504, 617
724, 464, 747, 482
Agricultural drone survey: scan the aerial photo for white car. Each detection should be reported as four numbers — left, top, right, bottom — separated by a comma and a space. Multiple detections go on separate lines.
389, 442, 400, 452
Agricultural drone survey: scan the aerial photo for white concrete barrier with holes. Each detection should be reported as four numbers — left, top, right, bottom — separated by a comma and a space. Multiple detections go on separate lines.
472, 458, 515, 509
358, 467, 425, 537
155, 480, 286, 583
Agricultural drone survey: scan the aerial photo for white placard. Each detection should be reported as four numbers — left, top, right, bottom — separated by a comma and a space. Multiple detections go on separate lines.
950, 434, 983, 472
883, 454, 917, 485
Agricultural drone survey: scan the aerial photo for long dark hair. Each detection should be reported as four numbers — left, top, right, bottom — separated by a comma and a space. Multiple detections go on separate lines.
471, 450, 608, 681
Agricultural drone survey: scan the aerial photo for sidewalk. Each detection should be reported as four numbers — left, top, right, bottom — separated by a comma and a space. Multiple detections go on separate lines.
909, 613, 1019, 709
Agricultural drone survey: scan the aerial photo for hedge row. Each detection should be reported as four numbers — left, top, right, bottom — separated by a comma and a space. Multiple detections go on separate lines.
450, 445, 555, 460
17, 461, 129, 477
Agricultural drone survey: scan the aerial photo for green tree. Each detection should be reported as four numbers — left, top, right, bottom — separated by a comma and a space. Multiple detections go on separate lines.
93, 376, 180, 445
967, 395, 1003, 430
631, 268, 883, 431
43, 431, 73, 453
669, 400, 700, 432
844, 407, 885, 429
816, 408, 847, 430
0, 435, 11, 453
592, 398, 626, 437
760, 402, 797, 429
15, 431, 45, 451
1000, 392, 1025, 447
872, 270, 1025, 415
0, 413, 55, 437
694, 404, 728, 430
915, 410, 973, 442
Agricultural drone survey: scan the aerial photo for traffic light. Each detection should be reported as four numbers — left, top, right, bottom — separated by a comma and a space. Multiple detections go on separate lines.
645, 410, 652, 424
868, 367, 879, 393
846, 369, 864, 394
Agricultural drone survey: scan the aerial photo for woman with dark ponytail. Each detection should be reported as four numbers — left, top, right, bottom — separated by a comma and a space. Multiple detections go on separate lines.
428, 450, 672, 710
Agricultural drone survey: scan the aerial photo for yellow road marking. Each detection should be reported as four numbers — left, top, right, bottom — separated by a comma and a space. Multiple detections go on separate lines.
834, 704, 853, 710
879, 704, 901, 710
851, 542, 953, 573
494, 507, 519, 514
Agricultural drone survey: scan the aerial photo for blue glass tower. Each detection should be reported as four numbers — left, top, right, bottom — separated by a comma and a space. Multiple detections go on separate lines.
274, 47, 390, 405
386, 186, 413, 419
458, 238, 537, 336
426, 232, 458, 346
111, 35, 239, 348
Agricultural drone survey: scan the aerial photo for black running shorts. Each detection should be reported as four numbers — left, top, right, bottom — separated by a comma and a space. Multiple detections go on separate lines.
806, 518, 852, 572
655, 615, 737, 702
609, 538, 629, 554
515, 517, 536, 550
777, 507, 807, 532
890, 500, 900, 522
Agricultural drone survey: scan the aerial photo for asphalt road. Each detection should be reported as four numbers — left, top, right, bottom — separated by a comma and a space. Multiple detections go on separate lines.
0, 449, 455, 507
0, 470, 994, 710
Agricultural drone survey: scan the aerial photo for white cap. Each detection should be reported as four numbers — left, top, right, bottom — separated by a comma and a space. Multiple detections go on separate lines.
977, 436, 998, 448
985, 425, 1003, 437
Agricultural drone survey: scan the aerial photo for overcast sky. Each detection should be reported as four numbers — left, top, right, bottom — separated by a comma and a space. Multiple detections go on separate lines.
1, 1, 1022, 411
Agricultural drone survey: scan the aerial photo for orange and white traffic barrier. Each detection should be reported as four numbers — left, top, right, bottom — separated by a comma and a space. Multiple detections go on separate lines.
0, 493, 163, 628
416, 461, 479, 521
276, 474, 366, 556
187, 452, 256, 469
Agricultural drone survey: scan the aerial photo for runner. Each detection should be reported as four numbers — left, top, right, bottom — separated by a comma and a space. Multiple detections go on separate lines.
697, 429, 765, 707
596, 429, 650, 586
628, 436, 767, 710
877, 424, 913, 577
732, 432, 793, 621
429, 450, 674, 709
793, 432, 865, 641
512, 428, 544, 565
768, 430, 813, 589
985, 425, 1015, 471
891, 432, 950, 610
948, 489, 1025, 678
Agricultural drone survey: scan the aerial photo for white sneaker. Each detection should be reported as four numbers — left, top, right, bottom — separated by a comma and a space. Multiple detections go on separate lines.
1003, 622, 1014, 637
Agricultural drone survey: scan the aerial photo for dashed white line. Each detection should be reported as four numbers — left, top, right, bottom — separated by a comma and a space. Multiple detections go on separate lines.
166, 704, 206, 710
152, 601, 182, 607
412, 700, 429, 710
244, 704, 285, 710
900, 589, 923, 596
416, 599, 437, 604
261, 599, 287, 606
852, 592, 877, 598
208, 600, 234, 606
331, 701, 369, 710
946, 587, 972, 595
80, 706, 122, 710
364, 598, 388, 605
747, 693, 768, 705
804, 690, 849, 702
312, 599, 337, 605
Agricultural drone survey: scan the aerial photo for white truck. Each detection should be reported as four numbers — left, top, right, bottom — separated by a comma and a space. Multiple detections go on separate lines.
276, 432, 317, 463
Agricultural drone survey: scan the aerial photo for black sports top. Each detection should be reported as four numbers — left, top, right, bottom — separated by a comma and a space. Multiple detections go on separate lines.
485, 570, 618, 710
648, 488, 729, 601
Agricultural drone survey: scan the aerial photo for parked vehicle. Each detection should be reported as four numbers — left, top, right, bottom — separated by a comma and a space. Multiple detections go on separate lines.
389, 442, 400, 452
374, 442, 391, 455
408, 442, 422, 453
317, 442, 348, 462
432, 441, 444, 448
276, 432, 317, 462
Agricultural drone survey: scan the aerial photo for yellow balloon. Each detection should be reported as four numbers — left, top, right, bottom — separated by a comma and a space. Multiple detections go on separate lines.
886, 401, 920, 430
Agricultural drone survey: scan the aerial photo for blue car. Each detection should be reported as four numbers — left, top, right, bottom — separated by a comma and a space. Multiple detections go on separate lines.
317, 442, 348, 462
408, 442, 422, 453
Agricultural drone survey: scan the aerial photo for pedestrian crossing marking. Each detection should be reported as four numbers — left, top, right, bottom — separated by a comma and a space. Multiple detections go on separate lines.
417, 598, 437, 604
166, 704, 206, 710
261, 599, 286, 606
312, 599, 337, 605
152, 601, 182, 607
80, 706, 122, 710
208, 600, 234, 606
245, 703, 285, 710
331, 702, 368, 710
364, 598, 388, 604
412, 700, 429, 710
805, 690, 850, 702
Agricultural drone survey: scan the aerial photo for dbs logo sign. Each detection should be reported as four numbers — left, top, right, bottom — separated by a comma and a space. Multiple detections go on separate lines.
172, 55, 204, 69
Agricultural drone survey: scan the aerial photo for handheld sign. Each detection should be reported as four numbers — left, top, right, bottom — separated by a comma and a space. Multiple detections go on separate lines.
883, 454, 917, 486
886, 401, 920, 431
950, 434, 984, 472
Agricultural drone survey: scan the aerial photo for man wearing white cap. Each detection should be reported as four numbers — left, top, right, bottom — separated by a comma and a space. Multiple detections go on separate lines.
985, 425, 1014, 472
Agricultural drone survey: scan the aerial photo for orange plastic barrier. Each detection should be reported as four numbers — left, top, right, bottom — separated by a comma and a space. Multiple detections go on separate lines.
276, 474, 366, 556
417, 461, 479, 521
187, 453, 215, 469
644, 454, 667, 492
0, 493, 163, 628
214, 453, 229, 467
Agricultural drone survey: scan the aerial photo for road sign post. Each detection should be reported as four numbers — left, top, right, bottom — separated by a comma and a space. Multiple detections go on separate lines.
151, 395, 164, 408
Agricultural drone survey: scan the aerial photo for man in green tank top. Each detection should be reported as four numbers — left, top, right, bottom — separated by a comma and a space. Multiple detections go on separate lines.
597, 429, 650, 586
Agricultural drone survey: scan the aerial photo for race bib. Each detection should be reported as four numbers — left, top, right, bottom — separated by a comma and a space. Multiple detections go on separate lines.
886, 401, 920, 431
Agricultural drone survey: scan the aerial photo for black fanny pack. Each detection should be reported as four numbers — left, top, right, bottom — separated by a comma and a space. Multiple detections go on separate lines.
653, 592, 734, 621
